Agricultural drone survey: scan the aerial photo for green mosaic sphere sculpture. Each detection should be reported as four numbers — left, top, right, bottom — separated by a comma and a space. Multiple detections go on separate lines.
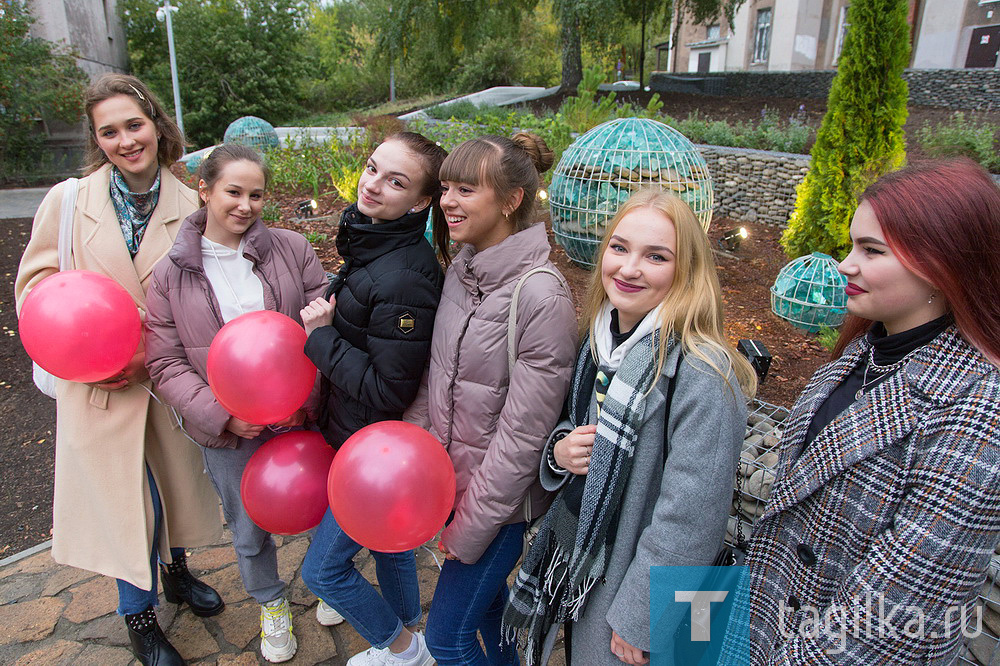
771, 252, 848, 333
549, 118, 714, 268
223, 116, 280, 153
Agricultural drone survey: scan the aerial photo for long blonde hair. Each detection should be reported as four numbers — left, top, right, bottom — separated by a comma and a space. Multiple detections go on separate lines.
582, 189, 757, 398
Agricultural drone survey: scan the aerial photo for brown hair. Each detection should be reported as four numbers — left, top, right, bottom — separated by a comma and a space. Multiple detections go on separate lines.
832, 158, 1000, 365
83, 74, 185, 173
383, 132, 449, 262
195, 144, 270, 207
438, 132, 554, 248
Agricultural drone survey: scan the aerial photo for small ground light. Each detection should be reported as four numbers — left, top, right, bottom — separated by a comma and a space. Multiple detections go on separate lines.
296, 199, 318, 218
719, 227, 748, 251
537, 189, 548, 201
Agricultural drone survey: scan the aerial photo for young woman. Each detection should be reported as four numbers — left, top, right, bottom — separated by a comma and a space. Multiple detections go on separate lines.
298, 132, 447, 666
145, 144, 328, 663
15, 74, 223, 666
721, 159, 1000, 664
402, 132, 579, 665
503, 189, 757, 666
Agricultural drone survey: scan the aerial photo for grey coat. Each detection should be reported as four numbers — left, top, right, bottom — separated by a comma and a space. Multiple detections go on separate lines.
539, 341, 748, 664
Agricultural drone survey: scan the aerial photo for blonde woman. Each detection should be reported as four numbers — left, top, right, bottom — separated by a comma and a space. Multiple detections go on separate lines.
504, 189, 757, 665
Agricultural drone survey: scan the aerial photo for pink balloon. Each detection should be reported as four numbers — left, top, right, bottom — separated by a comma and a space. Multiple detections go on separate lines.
240, 430, 336, 535
328, 421, 456, 553
207, 310, 315, 424
19, 270, 141, 383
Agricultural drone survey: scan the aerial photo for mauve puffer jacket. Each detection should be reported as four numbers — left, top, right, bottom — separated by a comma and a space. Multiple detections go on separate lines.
405, 222, 578, 564
145, 209, 328, 448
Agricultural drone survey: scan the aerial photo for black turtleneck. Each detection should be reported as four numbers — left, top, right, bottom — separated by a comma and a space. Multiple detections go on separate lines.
610, 308, 642, 350
803, 314, 952, 448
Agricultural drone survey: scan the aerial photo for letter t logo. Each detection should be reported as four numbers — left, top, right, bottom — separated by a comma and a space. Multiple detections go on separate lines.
675, 590, 729, 641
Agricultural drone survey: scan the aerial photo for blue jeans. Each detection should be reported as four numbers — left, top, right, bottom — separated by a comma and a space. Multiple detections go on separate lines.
302, 509, 421, 648
116, 465, 185, 615
425, 522, 525, 666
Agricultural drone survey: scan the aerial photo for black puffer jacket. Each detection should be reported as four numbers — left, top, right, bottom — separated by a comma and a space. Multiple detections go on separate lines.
305, 204, 443, 447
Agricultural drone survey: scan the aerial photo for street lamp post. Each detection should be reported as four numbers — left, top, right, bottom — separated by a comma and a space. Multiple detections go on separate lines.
156, 0, 185, 149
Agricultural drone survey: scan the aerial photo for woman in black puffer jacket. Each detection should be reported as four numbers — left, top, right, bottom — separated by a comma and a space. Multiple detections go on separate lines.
300, 132, 446, 666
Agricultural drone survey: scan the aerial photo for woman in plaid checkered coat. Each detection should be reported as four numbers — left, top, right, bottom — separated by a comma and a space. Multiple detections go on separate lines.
724, 159, 1000, 664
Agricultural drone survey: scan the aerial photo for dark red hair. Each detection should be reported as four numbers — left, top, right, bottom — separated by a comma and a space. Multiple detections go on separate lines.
833, 158, 1000, 364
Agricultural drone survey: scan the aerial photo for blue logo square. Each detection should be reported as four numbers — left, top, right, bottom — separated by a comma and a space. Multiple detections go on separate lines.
650, 566, 747, 665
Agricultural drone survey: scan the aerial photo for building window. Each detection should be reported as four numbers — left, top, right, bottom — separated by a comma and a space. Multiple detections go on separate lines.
753, 8, 772, 63
707, 24, 721, 40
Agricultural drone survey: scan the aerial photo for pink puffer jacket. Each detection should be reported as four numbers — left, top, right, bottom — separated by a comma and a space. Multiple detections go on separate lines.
405, 222, 578, 564
145, 208, 328, 448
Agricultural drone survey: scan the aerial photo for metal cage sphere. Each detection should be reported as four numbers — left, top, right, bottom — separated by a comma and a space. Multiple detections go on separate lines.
770, 252, 848, 333
223, 116, 280, 153
549, 118, 714, 268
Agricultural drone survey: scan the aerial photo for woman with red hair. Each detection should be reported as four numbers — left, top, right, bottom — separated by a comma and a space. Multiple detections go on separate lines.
724, 159, 1000, 664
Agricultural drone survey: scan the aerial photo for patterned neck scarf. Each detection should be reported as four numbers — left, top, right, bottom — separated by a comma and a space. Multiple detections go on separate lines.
110, 166, 161, 258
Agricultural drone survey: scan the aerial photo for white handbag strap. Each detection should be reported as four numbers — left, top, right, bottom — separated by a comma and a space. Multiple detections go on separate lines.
57, 178, 79, 270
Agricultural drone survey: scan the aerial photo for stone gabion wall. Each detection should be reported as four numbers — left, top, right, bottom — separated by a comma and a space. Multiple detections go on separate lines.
651, 68, 1000, 111
699, 144, 810, 226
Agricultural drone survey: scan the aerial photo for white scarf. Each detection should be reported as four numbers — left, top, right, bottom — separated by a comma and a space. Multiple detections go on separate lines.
593, 301, 665, 372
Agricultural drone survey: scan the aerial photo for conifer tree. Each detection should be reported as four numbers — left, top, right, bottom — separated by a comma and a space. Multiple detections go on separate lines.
781, 0, 910, 258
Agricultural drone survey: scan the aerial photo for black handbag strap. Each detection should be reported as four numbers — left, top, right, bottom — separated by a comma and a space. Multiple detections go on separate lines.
661, 346, 683, 460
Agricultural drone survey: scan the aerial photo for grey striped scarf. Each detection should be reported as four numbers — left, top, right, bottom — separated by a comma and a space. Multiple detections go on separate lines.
503, 332, 667, 665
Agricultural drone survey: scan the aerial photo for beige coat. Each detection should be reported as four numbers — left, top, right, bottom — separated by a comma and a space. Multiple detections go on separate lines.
15, 164, 222, 589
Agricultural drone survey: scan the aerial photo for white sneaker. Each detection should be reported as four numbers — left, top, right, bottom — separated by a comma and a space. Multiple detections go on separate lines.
316, 598, 345, 626
260, 597, 298, 663
346, 630, 434, 666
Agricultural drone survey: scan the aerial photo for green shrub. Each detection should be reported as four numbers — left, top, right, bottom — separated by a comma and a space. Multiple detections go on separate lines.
559, 66, 618, 133
816, 325, 840, 352
917, 112, 1000, 172
266, 135, 371, 202
782, 0, 910, 258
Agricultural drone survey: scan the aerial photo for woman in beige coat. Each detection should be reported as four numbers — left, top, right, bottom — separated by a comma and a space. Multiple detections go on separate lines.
14, 74, 222, 666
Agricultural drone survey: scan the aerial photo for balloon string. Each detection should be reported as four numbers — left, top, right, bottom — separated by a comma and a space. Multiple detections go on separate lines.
268, 424, 292, 433
138, 383, 203, 448
421, 544, 443, 571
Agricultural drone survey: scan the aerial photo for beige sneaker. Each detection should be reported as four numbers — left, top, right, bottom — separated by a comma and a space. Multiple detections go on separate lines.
260, 597, 297, 663
316, 598, 345, 626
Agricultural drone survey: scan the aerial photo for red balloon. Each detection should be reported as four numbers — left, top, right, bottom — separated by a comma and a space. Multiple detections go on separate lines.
241, 430, 336, 535
328, 421, 456, 553
19, 270, 141, 383
207, 310, 316, 424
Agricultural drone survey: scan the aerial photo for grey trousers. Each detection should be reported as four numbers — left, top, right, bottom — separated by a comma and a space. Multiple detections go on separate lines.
202, 435, 286, 604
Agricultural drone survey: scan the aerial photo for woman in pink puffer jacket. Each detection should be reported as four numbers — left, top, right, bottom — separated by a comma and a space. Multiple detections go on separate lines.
405, 132, 578, 665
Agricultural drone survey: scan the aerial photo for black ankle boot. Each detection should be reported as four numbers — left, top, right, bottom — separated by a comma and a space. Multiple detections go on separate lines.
126, 606, 185, 666
160, 551, 225, 617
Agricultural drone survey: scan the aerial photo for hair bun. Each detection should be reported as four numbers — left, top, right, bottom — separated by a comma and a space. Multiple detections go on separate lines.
511, 132, 554, 175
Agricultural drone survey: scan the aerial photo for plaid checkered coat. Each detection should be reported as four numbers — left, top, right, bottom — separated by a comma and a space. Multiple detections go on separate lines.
723, 327, 1000, 665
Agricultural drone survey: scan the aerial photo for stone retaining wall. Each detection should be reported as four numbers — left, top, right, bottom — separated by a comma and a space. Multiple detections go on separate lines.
651, 68, 1000, 111
699, 145, 810, 226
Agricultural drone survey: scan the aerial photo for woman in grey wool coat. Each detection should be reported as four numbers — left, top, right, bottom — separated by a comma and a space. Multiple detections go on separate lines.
504, 189, 757, 665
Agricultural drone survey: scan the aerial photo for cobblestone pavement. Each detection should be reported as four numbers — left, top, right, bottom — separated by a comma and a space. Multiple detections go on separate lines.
0, 528, 567, 665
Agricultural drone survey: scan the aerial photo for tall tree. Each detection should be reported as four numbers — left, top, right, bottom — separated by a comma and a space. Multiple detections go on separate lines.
0, 0, 87, 179
781, 0, 910, 258
560, 0, 745, 91
119, 0, 309, 147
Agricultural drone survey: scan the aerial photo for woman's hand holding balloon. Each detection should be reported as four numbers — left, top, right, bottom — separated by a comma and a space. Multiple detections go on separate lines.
554, 424, 597, 475
272, 408, 306, 428
300, 296, 335, 336
88, 350, 147, 392
226, 416, 265, 439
